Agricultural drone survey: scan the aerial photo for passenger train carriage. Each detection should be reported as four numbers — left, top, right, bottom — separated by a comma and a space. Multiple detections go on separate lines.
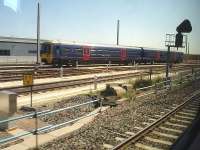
41, 42, 184, 66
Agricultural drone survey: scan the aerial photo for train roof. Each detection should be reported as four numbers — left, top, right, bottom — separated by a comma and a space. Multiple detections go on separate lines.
46, 40, 168, 51
0, 36, 183, 53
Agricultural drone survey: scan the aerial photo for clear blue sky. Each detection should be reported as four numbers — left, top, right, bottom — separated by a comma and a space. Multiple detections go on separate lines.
0, 0, 199, 54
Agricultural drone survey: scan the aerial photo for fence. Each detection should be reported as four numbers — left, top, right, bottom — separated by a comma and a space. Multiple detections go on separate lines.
0, 70, 200, 149
136, 70, 200, 100
0, 99, 102, 149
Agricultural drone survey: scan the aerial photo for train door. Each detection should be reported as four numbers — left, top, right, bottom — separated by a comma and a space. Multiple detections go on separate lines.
155, 51, 160, 62
120, 48, 127, 61
140, 48, 145, 63
83, 47, 91, 61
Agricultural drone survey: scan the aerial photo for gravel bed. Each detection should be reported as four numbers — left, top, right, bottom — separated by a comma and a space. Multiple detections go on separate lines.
35, 80, 200, 149
19, 95, 97, 126
40, 123, 123, 150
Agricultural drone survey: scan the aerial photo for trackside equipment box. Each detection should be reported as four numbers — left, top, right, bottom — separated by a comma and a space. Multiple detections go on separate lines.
0, 91, 17, 130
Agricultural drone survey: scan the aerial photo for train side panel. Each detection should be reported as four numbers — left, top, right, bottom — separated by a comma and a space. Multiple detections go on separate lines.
41, 42, 184, 66
126, 48, 141, 63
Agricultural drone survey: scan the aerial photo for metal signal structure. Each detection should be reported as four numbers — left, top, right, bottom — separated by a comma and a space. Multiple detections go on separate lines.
165, 34, 187, 48
165, 32, 189, 80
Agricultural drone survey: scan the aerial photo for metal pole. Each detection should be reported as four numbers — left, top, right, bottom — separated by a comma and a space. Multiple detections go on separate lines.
30, 85, 33, 107
60, 66, 63, 78
185, 35, 188, 54
117, 19, 120, 45
94, 75, 97, 90
166, 46, 170, 80
37, 2, 41, 65
155, 83, 157, 98
34, 110, 38, 149
149, 68, 152, 81
100, 98, 103, 112
188, 42, 190, 54
76, 61, 79, 69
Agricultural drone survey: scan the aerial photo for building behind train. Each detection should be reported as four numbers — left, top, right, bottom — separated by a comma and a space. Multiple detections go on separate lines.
0, 36, 48, 64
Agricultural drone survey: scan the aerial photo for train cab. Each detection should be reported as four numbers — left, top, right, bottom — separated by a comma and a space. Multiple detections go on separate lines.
41, 42, 53, 64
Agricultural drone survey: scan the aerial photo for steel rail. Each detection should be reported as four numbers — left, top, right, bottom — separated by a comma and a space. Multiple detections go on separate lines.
0, 64, 197, 82
112, 90, 200, 150
1, 67, 196, 94
0, 72, 148, 94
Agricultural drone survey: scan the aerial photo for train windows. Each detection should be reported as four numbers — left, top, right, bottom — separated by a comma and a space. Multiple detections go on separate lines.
75, 48, 82, 55
61, 47, 70, 55
0, 49, 10, 56
75, 48, 81, 53
55, 46, 60, 56
41, 43, 51, 54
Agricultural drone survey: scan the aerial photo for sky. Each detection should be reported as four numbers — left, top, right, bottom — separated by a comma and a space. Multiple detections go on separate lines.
0, 0, 199, 54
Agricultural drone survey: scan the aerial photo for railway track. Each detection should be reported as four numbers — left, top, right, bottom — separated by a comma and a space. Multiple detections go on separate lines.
0, 71, 149, 94
112, 90, 200, 150
0, 64, 198, 82
35, 76, 200, 150
0, 66, 198, 95
0, 68, 103, 82
1, 71, 199, 150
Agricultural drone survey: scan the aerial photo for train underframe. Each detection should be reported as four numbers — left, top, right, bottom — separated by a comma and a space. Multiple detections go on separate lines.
47, 58, 168, 67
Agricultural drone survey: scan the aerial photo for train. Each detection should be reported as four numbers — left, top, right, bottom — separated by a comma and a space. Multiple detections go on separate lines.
183, 54, 200, 64
41, 42, 184, 66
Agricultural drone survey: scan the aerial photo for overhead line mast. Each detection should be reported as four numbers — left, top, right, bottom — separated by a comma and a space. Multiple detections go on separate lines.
117, 19, 120, 45
37, 2, 41, 65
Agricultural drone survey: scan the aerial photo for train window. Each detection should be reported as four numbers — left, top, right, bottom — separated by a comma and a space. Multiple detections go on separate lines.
55, 47, 60, 55
76, 48, 81, 51
61, 48, 70, 55
41, 44, 51, 53
0, 49, 10, 56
